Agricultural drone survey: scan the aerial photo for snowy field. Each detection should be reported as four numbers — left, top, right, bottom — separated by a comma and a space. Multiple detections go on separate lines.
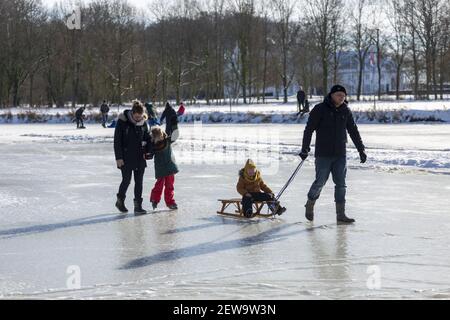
1, 123, 450, 299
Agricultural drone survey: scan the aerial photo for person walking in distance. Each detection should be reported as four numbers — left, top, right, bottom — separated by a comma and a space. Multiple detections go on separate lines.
100, 100, 110, 128
297, 87, 306, 114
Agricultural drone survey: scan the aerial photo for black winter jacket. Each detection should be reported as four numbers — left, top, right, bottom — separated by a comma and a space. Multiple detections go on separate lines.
301, 96, 365, 157
160, 106, 178, 134
297, 90, 306, 102
114, 110, 151, 169
100, 103, 110, 114
75, 107, 84, 119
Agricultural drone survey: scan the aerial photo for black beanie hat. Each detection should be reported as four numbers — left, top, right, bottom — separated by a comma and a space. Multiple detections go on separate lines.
330, 84, 347, 95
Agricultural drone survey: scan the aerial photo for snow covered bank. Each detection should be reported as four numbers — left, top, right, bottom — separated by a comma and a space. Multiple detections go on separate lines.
1, 98, 450, 124
178, 109, 450, 124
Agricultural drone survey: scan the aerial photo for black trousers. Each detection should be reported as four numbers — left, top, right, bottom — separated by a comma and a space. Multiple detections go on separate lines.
297, 100, 305, 112
165, 123, 173, 136
118, 166, 145, 200
76, 117, 84, 128
242, 192, 274, 217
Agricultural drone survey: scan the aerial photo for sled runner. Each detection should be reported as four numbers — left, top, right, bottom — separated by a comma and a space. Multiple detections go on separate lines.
216, 198, 276, 218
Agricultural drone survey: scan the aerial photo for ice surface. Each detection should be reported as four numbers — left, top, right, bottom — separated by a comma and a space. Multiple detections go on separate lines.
0, 123, 449, 299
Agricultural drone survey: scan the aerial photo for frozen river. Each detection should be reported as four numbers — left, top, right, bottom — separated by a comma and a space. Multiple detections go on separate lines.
1, 123, 450, 299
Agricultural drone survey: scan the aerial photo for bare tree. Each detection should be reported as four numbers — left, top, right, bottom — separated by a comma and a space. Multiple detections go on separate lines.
306, 0, 342, 96
271, 0, 299, 103
349, 0, 373, 101
437, 2, 450, 99
229, 0, 255, 104
330, 11, 346, 85
295, 22, 320, 98
2, 0, 45, 107
385, 0, 408, 100
404, 0, 445, 99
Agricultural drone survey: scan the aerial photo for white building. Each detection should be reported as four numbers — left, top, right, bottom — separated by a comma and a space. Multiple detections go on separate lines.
332, 50, 408, 95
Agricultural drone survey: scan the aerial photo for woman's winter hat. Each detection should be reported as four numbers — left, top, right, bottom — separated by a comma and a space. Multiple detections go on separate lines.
330, 85, 347, 95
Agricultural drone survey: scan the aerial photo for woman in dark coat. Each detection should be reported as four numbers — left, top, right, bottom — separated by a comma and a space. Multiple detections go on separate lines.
114, 101, 152, 214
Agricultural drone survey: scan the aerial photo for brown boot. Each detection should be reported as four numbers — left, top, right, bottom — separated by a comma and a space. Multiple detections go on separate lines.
336, 202, 355, 223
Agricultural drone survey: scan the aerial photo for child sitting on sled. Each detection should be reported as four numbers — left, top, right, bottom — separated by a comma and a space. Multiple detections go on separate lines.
236, 159, 286, 218
148, 126, 179, 210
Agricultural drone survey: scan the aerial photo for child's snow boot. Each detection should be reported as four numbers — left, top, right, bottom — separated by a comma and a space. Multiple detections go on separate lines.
243, 209, 254, 218
275, 205, 286, 215
151, 201, 158, 210
268, 201, 286, 215
168, 203, 178, 210
336, 202, 355, 223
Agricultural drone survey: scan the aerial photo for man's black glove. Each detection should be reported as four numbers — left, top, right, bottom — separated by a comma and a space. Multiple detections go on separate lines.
299, 150, 308, 161
359, 151, 367, 163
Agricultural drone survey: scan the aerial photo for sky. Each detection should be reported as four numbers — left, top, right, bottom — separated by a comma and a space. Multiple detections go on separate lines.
40, 0, 391, 32
42, 0, 147, 8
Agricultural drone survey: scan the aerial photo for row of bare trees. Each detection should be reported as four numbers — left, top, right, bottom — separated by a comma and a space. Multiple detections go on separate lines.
0, 0, 449, 108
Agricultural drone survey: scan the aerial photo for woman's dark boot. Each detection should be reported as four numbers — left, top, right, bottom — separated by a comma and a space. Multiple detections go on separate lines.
134, 198, 147, 215
115, 194, 128, 213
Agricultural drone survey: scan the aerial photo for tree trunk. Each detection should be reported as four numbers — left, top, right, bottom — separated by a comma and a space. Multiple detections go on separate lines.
439, 50, 444, 100
240, 43, 248, 104
322, 53, 328, 97
283, 45, 288, 103
376, 29, 381, 99
12, 79, 19, 107
432, 47, 438, 100
395, 65, 401, 100
412, 32, 419, 99
357, 56, 364, 101
29, 73, 34, 108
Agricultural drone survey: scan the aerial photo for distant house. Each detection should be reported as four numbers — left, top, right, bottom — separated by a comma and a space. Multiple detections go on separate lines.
223, 47, 409, 100
331, 50, 408, 95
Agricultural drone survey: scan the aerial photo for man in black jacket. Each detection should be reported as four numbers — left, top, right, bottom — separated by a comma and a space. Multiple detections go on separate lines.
160, 102, 178, 136
100, 100, 110, 128
299, 85, 367, 223
75, 106, 86, 129
114, 101, 152, 215
297, 88, 306, 114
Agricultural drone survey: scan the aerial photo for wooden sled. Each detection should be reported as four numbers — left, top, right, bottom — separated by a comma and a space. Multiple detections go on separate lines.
217, 198, 275, 219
